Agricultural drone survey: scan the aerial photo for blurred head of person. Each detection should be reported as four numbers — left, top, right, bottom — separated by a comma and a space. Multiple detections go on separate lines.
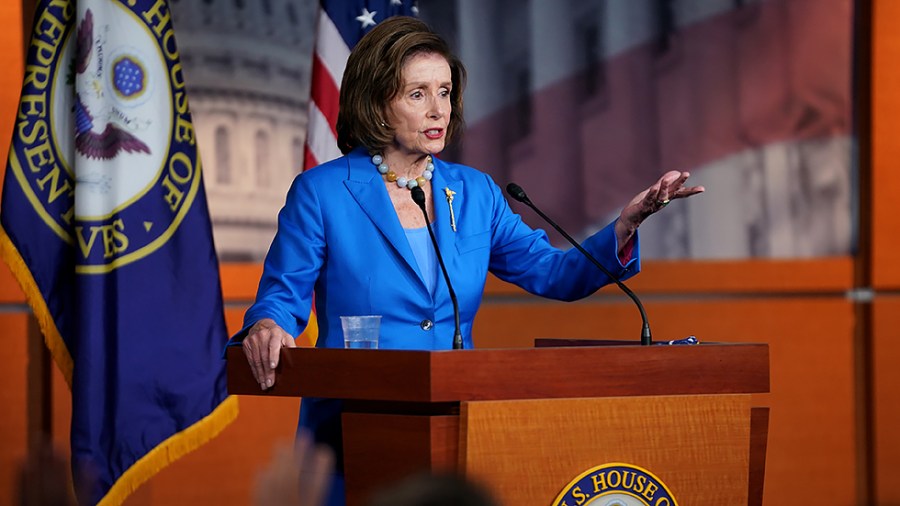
367, 472, 498, 506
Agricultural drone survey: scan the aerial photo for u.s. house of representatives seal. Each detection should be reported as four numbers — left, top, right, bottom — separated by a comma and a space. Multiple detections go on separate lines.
11, 0, 200, 274
552, 463, 678, 506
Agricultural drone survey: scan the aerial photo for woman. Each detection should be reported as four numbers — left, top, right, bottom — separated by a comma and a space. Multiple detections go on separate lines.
239, 16, 702, 504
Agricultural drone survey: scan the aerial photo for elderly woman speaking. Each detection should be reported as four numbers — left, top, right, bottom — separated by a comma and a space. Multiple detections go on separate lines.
237, 15, 703, 505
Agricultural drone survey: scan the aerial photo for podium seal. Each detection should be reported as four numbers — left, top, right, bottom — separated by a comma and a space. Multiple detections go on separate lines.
552, 463, 678, 506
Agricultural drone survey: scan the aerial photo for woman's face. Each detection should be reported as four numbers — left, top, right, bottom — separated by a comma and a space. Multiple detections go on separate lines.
384, 52, 452, 159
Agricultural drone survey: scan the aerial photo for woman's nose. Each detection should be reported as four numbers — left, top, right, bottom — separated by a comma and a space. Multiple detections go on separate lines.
428, 96, 446, 118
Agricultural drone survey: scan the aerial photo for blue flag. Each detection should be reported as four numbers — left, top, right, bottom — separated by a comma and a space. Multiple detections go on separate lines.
0, 0, 237, 503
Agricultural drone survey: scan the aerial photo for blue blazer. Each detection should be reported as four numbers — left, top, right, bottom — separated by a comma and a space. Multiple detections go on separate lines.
238, 148, 642, 475
242, 147, 641, 351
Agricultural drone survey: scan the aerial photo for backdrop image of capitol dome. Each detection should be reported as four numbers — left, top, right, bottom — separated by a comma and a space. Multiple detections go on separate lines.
169, 0, 316, 262
172, 0, 853, 262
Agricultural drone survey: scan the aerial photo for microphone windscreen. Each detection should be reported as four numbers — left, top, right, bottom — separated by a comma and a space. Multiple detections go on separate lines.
410, 186, 426, 207
506, 183, 527, 202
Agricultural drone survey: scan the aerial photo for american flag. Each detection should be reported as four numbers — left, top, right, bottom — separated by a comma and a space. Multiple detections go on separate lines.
304, 0, 419, 169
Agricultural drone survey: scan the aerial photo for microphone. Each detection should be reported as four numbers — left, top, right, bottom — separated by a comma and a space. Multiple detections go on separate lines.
411, 186, 464, 350
506, 183, 652, 346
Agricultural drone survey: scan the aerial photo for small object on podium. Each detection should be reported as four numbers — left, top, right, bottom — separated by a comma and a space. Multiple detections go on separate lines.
659, 335, 699, 346
340, 315, 381, 349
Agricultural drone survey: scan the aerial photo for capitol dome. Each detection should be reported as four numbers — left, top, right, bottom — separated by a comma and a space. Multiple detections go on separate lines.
169, 0, 316, 261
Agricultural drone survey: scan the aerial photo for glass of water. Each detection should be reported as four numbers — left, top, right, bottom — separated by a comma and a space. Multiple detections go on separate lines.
340, 315, 381, 349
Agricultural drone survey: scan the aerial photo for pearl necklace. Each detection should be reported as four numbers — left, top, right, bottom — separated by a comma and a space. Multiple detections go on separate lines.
372, 154, 434, 190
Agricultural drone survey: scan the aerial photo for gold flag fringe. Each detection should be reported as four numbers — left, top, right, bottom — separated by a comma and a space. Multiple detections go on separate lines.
98, 395, 239, 506
0, 225, 74, 386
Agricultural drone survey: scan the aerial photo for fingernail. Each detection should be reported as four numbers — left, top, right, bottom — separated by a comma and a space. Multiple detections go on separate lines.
270, 362, 276, 368
266, 378, 274, 387
260, 382, 266, 390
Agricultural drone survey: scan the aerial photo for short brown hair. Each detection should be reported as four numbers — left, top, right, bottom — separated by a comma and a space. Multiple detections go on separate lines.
336, 17, 466, 154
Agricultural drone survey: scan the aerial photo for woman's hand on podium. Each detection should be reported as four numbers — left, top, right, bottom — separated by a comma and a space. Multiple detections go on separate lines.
243, 318, 296, 390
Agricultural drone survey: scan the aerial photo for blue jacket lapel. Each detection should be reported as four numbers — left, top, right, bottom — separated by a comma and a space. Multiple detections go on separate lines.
342, 151, 423, 283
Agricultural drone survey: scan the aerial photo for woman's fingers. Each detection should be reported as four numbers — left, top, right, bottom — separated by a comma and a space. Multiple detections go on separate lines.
243, 319, 294, 390
243, 337, 267, 390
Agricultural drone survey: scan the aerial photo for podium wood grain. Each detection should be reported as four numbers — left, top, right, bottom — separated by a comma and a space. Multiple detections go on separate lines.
461, 395, 752, 505
342, 413, 459, 505
226, 343, 769, 505
226, 344, 769, 401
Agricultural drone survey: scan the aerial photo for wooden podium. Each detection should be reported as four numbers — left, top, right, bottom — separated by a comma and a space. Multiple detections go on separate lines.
227, 343, 769, 505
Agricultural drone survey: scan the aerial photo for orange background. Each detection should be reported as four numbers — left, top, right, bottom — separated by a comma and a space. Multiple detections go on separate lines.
1, 1, 898, 505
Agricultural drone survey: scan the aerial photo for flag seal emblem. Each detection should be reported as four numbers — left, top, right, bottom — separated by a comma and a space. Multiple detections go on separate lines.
552, 463, 678, 506
1, 1, 236, 503
9, 0, 200, 274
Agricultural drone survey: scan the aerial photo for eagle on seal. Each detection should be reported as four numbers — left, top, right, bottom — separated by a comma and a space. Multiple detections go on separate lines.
73, 9, 151, 161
